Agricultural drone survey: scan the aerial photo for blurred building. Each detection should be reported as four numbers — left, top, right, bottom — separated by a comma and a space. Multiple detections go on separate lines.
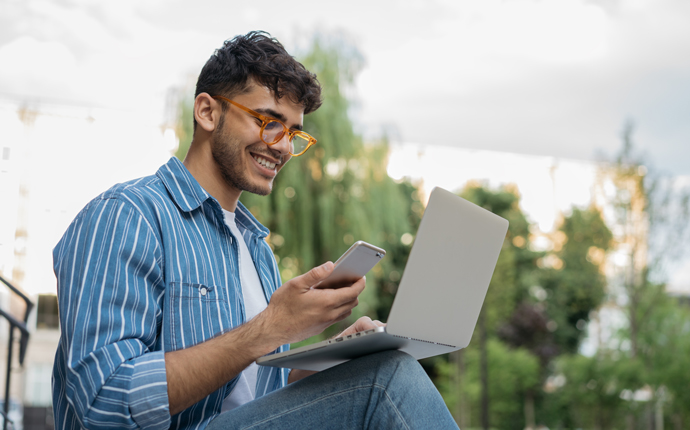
0, 96, 173, 429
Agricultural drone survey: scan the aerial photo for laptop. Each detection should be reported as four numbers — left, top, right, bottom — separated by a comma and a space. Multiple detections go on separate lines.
257, 186, 509, 371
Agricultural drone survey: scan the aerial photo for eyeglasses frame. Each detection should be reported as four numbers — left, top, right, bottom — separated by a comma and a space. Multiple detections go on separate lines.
211, 95, 317, 156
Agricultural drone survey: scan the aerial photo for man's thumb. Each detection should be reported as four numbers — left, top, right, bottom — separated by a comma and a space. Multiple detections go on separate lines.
303, 261, 334, 287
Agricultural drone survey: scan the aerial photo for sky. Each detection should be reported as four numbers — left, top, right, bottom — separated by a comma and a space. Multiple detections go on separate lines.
1, 0, 689, 297
1, 0, 689, 176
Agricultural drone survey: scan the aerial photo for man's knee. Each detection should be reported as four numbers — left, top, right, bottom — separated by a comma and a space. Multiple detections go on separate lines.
375, 349, 416, 367
322, 349, 424, 386
366, 349, 423, 377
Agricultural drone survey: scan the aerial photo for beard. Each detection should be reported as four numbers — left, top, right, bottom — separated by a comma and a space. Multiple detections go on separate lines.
210, 118, 278, 197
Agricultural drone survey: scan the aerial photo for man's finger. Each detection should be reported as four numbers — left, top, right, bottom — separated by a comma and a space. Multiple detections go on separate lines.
325, 280, 365, 308
299, 262, 334, 288
354, 317, 377, 332
332, 297, 359, 314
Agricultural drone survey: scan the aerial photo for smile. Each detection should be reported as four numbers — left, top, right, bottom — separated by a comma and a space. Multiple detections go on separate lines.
252, 154, 277, 169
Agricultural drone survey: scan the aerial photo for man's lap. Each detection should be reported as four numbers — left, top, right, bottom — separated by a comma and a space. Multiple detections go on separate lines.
207, 350, 458, 430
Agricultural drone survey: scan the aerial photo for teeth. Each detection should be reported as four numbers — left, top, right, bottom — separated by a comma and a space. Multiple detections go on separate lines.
254, 155, 276, 169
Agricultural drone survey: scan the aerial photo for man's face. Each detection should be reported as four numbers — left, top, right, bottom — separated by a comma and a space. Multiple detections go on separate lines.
210, 83, 304, 196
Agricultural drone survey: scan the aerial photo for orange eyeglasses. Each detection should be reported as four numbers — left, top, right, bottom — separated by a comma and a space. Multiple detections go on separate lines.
212, 95, 317, 156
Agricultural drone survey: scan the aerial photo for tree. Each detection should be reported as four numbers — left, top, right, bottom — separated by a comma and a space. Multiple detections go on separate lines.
645, 297, 690, 429
437, 338, 541, 430
602, 122, 690, 358
595, 122, 690, 428
550, 352, 633, 429
539, 207, 613, 354
549, 294, 690, 430
437, 184, 541, 429
443, 184, 614, 429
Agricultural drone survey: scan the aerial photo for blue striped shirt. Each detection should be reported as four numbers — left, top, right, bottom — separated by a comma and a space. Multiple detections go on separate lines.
52, 157, 289, 429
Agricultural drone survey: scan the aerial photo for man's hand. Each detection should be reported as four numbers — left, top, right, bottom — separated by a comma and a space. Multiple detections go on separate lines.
257, 261, 368, 347
336, 316, 386, 338
287, 316, 386, 384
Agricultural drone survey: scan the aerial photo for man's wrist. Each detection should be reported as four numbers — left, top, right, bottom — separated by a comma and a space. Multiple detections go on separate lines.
235, 309, 287, 358
165, 312, 288, 415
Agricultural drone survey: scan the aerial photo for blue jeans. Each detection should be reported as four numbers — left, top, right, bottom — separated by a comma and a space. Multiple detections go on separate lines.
207, 350, 459, 429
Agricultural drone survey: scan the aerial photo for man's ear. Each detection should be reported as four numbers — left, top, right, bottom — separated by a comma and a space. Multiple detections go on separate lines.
194, 93, 220, 133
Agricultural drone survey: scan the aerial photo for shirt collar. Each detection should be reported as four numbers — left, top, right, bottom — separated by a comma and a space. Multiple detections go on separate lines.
157, 157, 210, 212
157, 157, 269, 238
235, 201, 270, 238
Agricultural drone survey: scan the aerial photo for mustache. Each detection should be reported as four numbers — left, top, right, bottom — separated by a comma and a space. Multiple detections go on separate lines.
249, 145, 284, 165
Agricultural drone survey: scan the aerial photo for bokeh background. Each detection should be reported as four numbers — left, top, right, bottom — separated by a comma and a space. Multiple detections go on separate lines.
1, 1, 689, 429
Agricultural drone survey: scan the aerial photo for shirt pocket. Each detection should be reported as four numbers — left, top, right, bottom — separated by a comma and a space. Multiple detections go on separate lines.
169, 282, 227, 350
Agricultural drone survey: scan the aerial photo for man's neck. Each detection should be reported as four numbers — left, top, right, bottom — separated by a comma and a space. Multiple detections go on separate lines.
183, 141, 241, 212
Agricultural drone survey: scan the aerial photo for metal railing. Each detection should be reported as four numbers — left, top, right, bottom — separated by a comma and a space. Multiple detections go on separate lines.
0, 275, 33, 430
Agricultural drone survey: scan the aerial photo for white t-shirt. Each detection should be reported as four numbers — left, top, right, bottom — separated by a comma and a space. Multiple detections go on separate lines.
220, 209, 268, 413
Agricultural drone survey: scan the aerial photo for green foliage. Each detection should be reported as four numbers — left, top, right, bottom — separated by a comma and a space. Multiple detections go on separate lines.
174, 91, 194, 161
540, 207, 612, 353
548, 353, 631, 429
542, 128, 690, 429
633, 294, 690, 424
437, 339, 540, 429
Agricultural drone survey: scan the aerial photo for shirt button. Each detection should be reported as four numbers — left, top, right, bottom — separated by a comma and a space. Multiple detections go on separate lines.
200, 287, 208, 296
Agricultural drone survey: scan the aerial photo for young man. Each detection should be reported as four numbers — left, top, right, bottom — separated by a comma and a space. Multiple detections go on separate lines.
52, 31, 458, 429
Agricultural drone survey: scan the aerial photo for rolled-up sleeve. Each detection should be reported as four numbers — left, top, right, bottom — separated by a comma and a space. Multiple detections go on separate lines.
54, 196, 170, 429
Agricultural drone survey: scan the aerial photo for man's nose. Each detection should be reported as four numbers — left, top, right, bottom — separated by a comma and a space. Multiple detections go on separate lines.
270, 132, 292, 156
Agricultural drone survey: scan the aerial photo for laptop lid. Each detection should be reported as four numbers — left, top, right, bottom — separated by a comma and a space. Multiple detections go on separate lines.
386, 187, 509, 348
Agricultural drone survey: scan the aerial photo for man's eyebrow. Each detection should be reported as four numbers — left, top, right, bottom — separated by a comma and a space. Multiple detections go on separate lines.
255, 108, 303, 131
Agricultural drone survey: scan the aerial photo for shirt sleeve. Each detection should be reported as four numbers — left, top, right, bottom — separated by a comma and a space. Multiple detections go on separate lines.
54, 196, 170, 429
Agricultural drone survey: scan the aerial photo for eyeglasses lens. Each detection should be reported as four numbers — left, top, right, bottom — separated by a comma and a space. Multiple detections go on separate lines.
261, 120, 311, 155
261, 121, 284, 144
291, 134, 310, 156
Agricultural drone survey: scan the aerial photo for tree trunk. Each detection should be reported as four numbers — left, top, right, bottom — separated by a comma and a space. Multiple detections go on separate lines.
672, 413, 682, 430
480, 308, 489, 430
627, 249, 639, 359
524, 391, 535, 430
452, 350, 468, 428
655, 396, 664, 430
629, 288, 639, 359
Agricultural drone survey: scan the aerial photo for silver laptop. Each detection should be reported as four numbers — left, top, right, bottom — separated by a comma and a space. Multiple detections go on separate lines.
257, 186, 509, 371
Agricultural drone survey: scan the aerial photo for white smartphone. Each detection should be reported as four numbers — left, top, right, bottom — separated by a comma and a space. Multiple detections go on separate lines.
316, 241, 386, 288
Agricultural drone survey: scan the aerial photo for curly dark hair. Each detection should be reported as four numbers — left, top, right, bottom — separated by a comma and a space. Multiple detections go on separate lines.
195, 31, 322, 120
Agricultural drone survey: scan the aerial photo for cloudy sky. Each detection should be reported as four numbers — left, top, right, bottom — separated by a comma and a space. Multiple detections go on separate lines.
1, 0, 689, 176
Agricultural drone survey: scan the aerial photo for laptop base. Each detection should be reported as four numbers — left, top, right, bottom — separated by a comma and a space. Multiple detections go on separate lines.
258, 327, 458, 371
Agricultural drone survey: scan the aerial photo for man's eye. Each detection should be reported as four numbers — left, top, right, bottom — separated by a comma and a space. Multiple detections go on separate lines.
264, 121, 282, 130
